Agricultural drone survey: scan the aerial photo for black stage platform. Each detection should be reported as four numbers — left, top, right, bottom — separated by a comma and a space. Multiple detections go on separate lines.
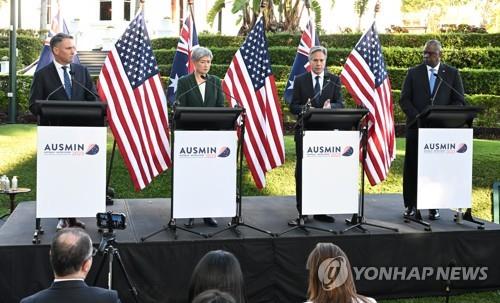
1, 195, 499, 303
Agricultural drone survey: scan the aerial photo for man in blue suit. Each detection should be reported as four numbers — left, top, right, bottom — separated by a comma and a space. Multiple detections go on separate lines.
20, 228, 121, 303
29, 32, 98, 230
288, 46, 344, 226
400, 39, 466, 220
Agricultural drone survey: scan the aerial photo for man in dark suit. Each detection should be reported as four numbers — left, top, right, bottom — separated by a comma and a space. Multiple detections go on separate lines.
400, 39, 466, 220
29, 32, 98, 230
20, 228, 121, 303
288, 45, 344, 226
175, 46, 224, 228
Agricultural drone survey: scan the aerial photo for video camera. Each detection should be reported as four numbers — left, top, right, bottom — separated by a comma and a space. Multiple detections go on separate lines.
96, 211, 127, 230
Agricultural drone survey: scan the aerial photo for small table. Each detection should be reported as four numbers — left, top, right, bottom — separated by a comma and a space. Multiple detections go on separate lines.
0, 187, 31, 218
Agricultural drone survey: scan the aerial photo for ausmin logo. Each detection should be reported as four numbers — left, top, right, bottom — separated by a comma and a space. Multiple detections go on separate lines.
318, 256, 349, 290
217, 147, 231, 158
43, 143, 99, 156
179, 146, 231, 158
86, 144, 100, 155
423, 142, 468, 154
306, 145, 354, 158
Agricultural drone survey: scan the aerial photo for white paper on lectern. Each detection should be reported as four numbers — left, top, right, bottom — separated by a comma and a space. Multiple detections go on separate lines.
36, 126, 107, 218
302, 131, 359, 215
417, 128, 473, 209
173, 131, 237, 218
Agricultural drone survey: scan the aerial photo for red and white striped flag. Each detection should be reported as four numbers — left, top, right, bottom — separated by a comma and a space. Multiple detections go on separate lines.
98, 10, 171, 190
340, 22, 395, 185
222, 17, 285, 189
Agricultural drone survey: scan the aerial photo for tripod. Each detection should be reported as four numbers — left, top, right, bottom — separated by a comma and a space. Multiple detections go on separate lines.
210, 109, 274, 238
342, 123, 399, 234
93, 230, 139, 303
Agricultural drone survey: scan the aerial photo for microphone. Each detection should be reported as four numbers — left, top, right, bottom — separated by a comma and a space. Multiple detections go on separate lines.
305, 78, 333, 110
69, 71, 100, 101
432, 72, 466, 105
46, 84, 65, 100
202, 74, 242, 109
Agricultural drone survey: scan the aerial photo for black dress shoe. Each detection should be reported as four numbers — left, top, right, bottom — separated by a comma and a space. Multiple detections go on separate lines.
404, 207, 416, 217
203, 217, 218, 227
184, 218, 194, 228
313, 214, 335, 223
287, 215, 309, 227
429, 209, 440, 220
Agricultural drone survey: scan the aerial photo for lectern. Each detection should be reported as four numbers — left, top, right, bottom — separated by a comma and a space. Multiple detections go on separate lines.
406, 105, 483, 230
33, 100, 107, 244
141, 107, 243, 240
279, 108, 369, 236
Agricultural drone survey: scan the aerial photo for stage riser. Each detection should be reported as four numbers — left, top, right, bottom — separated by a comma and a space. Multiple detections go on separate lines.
2, 231, 499, 303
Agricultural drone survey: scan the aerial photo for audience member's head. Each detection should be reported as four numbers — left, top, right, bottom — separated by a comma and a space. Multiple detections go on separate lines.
192, 289, 236, 303
306, 242, 372, 303
188, 250, 246, 303
50, 228, 93, 279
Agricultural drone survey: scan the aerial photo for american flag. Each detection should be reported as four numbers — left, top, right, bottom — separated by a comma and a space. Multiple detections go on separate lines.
222, 17, 285, 189
98, 11, 171, 190
35, 4, 80, 72
166, 11, 199, 104
284, 19, 320, 103
340, 22, 395, 185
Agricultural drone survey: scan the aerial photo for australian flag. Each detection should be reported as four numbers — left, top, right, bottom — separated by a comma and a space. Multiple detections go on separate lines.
284, 19, 320, 103
35, 6, 80, 72
166, 11, 199, 104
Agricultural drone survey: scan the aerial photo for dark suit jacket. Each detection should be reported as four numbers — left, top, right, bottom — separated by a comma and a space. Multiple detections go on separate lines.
399, 63, 465, 125
29, 62, 98, 115
175, 73, 225, 107
20, 280, 120, 303
290, 71, 344, 115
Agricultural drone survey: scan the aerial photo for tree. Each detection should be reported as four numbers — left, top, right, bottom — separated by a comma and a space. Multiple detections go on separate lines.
206, 0, 326, 35
354, 0, 369, 32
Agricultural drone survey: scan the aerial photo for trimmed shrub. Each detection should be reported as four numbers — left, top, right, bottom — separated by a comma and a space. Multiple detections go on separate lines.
158, 64, 500, 96
152, 33, 500, 50
154, 47, 500, 70
0, 35, 42, 66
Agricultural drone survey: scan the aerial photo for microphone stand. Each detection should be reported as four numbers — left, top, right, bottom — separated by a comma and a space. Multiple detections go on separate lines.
70, 71, 116, 205
278, 99, 336, 236
343, 116, 399, 234
141, 96, 208, 241
210, 106, 274, 238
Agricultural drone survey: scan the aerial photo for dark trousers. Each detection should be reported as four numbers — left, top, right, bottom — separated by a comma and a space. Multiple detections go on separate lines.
403, 129, 418, 208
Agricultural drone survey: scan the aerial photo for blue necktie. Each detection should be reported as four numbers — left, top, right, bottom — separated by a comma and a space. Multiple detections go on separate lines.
313, 75, 321, 106
429, 68, 436, 95
62, 66, 72, 99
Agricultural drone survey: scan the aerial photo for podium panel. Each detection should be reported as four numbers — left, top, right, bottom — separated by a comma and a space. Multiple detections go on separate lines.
36, 126, 107, 218
173, 130, 237, 218
417, 128, 473, 209
302, 131, 359, 215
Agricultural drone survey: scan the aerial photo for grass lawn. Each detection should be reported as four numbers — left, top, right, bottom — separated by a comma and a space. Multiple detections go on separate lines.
1, 124, 499, 302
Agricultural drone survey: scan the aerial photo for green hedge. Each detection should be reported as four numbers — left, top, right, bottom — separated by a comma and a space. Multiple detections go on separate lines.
152, 33, 500, 50
154, 47, 500, 70
158, 64, 500, 96
0, 35, 42, 66
1, 75, 497, 128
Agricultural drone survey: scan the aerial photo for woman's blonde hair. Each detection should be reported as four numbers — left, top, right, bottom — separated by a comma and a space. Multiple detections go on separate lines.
306, 242, 371, 303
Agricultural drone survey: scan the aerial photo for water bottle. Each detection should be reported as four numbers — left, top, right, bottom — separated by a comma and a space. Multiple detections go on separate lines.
11, 176, 17, 190
4, 176, 10, 191
0, 175, 6, 191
